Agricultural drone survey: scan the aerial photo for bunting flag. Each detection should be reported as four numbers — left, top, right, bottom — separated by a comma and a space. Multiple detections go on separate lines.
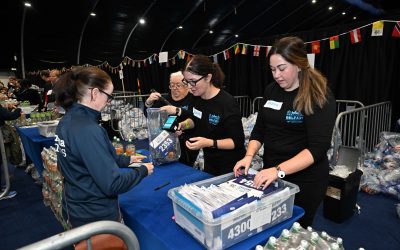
265, 46, 272, 57
148, 56, 153, 64
392, 21, 400, 38
371, 21, 384, 36
350, 28, 362, 44
253, 45, 260, 56
213, 54, 218, 63
177, 50, 185, 59
329, 35, 339, 49
171, 58, 176, 65
223, 49, 230, 60
311, 41, 320, 54
241, 44, 248, 55
137, 78, 141, 95
234, 44, 240, 55
186, 54, 191, 63
137, 61, 141, 68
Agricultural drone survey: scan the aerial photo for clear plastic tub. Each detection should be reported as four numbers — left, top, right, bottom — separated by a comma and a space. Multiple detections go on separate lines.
38, 121, 59, 137
167, 173, 300, 250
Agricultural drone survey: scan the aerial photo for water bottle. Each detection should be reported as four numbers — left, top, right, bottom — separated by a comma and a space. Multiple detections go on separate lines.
264, 236, 278, 249
309, 232, 320, 250
330, 242, 340, 250
277, 229, 292, 249
125, 139, 136, 156
289, 222, 304, 246
336, 237, 344, 249
296, 240, 309, 250
255, 245, 264, 250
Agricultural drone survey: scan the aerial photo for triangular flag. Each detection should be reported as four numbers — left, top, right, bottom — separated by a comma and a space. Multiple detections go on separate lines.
234, 44, 240, 55
329, 36, 339, 49
371, 21, 384, 36
392, 21, 400, 38
241, 44, 248, 55
143, 59, 147, 67
159, 51, 168, 63
311, 41, 320, 54
137, 78, 141, 95
223, 49, 230, 60
350, 28, 362, 44
177, 50, 185, 59
213, 54, 218, 63
253, 45, 260, 56
307, 54, 315, 68
186, 54, 191, 63
265, 46, 272, 57
148, 56, 153, 64
171, 57, 176, 65
137, 61, 141, 68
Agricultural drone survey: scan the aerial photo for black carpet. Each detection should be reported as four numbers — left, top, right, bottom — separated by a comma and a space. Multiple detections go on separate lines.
1, 166, 400, 250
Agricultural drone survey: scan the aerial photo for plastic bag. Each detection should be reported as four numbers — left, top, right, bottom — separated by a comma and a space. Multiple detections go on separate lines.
146, 108, 181, 165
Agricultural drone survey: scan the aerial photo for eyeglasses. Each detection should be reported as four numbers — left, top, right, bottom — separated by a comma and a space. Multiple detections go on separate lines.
182, 75, 205, 87
169, 83, 186, 89
89, 87, 114, 102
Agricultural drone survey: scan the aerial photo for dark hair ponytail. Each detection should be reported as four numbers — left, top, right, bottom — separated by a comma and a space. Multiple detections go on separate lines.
184, 55, 225, 88
54, 67, 111, 110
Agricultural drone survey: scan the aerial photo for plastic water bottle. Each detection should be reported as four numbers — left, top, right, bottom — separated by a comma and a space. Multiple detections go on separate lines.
331, 242, 340, 250
125, 139, 136, 156
309, 232, 320, 250
114, 138, 124, 155
336, 237, 344, 249
264, 236, 277, 249
255, 245, 264, 250
289, 222, 305, 246
277, 229, 292, 249
297, 240, 309, 250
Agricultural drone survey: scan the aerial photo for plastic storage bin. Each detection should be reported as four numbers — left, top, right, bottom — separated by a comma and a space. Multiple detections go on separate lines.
168, 173, 299, 250
38, 121, 59, 137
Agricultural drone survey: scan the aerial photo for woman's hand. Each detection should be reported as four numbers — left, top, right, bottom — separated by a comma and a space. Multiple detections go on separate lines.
185, 137, 211, 150
253, 168, 278, 190
130, 155, 146, 163
233, 155, 253, 177
146, 92, 161, 105
143, 163, 154, 175
160, 105, 177, 115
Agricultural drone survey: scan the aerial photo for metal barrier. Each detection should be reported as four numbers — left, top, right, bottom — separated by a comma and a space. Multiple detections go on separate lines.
234, 95, 252, 117
251, 97, 263, 114
331, 101, 391, 165
19, 221, 140, 250
0, 130, 11, 199
335, 100, 364, 116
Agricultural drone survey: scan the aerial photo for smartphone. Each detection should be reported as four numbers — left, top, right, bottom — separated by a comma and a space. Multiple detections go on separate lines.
162, 115, 178, 132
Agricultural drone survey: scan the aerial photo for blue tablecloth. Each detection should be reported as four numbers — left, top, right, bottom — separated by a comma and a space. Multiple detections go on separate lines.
119, 159, 304, 250
15, 126, 55, 177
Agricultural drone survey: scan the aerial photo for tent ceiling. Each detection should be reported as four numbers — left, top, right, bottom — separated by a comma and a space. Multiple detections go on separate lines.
3, 0, 400, 71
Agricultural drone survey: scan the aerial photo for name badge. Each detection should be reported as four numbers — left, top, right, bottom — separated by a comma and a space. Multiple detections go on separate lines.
264, 100, 282, 110
47, 90, 53, 95
193, 107, 202, 119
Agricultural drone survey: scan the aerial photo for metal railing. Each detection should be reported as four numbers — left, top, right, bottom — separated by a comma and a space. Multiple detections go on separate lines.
234, 95, 252, 117
331, 101, 391, 165
19, 221, 140, 250
335, 100, 364, 116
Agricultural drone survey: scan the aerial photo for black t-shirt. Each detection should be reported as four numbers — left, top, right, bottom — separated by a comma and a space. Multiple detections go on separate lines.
189, 90, 245, 175
250, 82, 336, 182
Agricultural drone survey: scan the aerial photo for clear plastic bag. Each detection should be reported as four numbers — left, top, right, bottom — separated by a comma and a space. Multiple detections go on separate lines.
146, 108, 181, 165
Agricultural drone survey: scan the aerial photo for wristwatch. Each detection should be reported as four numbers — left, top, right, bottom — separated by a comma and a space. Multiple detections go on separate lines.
276, 165, 286, 178
175, 107, 180, 116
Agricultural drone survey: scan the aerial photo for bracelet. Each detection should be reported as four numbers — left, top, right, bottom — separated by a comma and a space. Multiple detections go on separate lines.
184, 120, 190, 130
245, 154, 254, 157
213, 139, 218, 149
145, 100, 153, 107
175, 107, 180, 116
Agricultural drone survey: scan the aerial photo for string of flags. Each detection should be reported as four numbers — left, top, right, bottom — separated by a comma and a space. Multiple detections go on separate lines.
27, 20, 399, 76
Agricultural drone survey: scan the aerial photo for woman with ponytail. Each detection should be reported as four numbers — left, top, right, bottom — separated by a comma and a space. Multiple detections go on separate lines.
234, 37, 336, 227
178, 55, 245, 176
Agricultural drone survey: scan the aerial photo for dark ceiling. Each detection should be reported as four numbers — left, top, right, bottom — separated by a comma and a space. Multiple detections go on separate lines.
3, 0, 400, 72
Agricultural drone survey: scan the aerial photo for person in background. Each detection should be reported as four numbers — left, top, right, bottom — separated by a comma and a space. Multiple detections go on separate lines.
53, 66, 154, 228
177, 55, 245, 176
233, 37, 336, 227
43, 69, 60, 110
0, 103, 22, 200
145, 71, 198, 166
15, 79, 41, 105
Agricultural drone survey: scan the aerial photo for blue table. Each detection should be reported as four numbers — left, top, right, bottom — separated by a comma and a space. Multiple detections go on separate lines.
15, 126, 55, 177
119, 161, 304, 250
